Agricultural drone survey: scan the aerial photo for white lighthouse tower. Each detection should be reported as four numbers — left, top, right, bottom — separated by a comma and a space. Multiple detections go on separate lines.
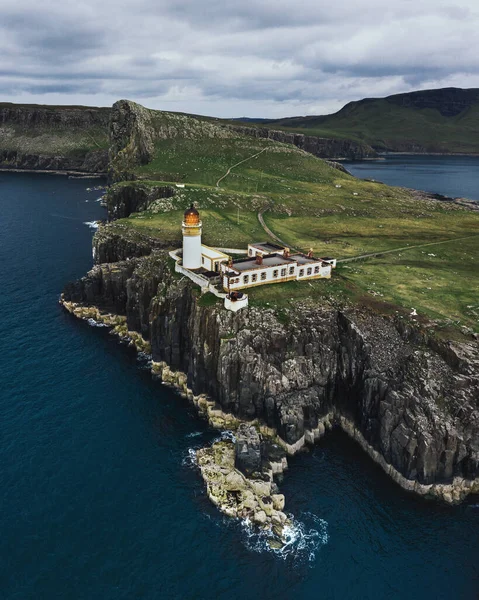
182, 204, 202, 269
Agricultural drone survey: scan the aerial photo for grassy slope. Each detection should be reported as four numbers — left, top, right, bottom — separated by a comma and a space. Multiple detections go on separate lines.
250, 97, 479, 153
117, 107, 479, 332
0, 104, 110, 157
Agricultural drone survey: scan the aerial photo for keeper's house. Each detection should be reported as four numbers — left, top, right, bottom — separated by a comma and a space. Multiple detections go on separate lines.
221, 244, 334, 292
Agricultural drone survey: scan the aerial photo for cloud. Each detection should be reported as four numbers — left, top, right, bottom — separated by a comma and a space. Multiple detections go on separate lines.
1, 0, 479, 117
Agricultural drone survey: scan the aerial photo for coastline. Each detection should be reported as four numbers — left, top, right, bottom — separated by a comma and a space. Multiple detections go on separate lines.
0, 167, 106, 177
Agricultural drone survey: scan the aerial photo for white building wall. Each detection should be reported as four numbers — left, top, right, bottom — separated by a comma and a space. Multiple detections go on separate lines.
222, 259, 331, 290
183, 234, 202, 269
223, 263, 297, 290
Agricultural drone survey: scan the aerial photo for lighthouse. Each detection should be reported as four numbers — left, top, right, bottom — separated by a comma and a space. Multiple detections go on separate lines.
182, 204, 202, 269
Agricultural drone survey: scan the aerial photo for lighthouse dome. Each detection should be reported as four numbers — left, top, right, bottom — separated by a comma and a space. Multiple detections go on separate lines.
184, 204, 200, 226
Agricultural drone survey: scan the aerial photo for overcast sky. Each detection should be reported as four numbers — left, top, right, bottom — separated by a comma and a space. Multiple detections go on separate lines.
1, 0, 478, 118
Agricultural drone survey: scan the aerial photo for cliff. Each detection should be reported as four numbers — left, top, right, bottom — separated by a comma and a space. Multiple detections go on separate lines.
223, 124, 377, 160
106, 100, 377, 182
62, 229, 479, 504
0, 103, 110, 173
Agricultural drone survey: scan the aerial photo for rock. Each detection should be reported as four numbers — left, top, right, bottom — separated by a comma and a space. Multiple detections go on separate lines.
235, 423, 262, 476
272, 494, 285, 511
250, 480, 271, 497
239, 490, 257, 510
268, 538, 284, 549
253, 510, 267, 525
224, 470, 245, 491
63, 236, 479, 504
225, 124, 377, 160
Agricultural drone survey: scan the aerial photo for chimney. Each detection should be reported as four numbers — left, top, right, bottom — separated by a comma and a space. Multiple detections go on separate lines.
283, 247, 290, 258
256, 254, 263, 265
308, 248, 314, 258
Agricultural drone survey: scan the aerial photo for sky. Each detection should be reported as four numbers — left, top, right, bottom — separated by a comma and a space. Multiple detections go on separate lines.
1, 0, 479, 118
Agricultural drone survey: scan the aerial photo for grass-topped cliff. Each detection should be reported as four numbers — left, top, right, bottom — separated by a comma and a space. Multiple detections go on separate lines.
106, 100, 479, 333
0, 103, 110, 172
243, 88, 479, 154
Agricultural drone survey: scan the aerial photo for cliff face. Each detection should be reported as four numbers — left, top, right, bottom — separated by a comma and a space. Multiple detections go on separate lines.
0, 103, 110, 173
106, 183, 176, 219
62, 232, 479, 502
0, 148, 108, 173
225, 124, 377, 160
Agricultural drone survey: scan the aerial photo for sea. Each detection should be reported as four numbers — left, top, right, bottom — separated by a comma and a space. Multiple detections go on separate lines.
343, 153, 479, 201
0, 168, 478, 600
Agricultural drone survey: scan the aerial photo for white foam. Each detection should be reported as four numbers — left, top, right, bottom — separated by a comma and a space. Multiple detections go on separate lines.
212, 430, 236, 444
186, 431, 203, 438
87, 318, 109, 328
182, 447, 198, 468
240, 511, 328, 564
84, 221, 99, 230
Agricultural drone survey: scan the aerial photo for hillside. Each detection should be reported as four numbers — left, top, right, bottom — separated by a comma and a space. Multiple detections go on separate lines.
106, 100, 479, 333
0, 103, 110, 173
246, 88, 479, 154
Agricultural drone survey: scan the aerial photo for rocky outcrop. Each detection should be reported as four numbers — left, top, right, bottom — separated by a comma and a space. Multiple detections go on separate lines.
235, 424, 262, 476
0, 148, 108, 174
106, 183, 176, 219
226, 124, 377, 160
62, 240, 479, 503
197, 439, 290, 545
0, 103, 110, 129
92, 223, 174, 264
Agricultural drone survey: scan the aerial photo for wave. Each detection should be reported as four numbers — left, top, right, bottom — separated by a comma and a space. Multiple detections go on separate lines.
83, 221, 99, 230
212, 429, 237, 444
186, 431, 203, 438
240, 511, 329, 564
182, 447, 198, 468
86, 318, 109, 328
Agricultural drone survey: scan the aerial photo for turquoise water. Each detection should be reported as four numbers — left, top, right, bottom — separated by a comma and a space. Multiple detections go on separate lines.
343, 154, 479, 201
0, 172, 478, 599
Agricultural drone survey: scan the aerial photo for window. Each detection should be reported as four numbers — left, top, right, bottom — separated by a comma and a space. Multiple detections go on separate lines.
307, 267, 312, 276
281, 268, 286, 277
314, 266, 320, 274
201, 256, 204, 264
299, 269, 304, 277
261, 272, 267, 281
243, 275, 249, 284
273, 270, 278, 278
289, 266, 295, 275
248, 249, 253, 256
252, 273, 257, 282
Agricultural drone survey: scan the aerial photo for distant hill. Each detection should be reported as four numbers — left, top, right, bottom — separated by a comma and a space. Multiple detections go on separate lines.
240, 88, 479, 154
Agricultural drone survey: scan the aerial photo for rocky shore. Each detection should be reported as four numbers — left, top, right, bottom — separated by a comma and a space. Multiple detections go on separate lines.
61, 227, 479, 528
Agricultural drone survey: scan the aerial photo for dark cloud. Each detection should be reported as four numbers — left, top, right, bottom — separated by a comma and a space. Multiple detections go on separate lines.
0, 0, 478, 117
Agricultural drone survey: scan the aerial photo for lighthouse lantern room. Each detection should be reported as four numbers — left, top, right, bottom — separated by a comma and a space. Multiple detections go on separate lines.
182, 204, 202, 269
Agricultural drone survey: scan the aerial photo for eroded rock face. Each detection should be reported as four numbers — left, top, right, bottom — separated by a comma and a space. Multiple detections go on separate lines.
62, 242, 479, 502
225, 124, 377, 160
0, 104, 110, 173
235, 424, 262, 476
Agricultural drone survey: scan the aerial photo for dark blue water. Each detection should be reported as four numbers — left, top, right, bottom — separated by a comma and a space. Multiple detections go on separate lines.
343, 154, 479, 201
1, 172, 478, 600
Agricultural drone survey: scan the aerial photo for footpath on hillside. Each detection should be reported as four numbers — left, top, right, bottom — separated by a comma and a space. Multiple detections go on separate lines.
216, 147, 268, 188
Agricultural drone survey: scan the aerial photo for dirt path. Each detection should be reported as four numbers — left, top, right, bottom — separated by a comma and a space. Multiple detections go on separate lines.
257, 207, 294, 249
216, 147, 268, 188
337, 234, 479, 264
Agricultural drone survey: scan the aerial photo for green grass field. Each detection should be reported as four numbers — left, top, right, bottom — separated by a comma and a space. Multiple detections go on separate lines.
250, 97, 479, 154
115, 105, 479, 332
